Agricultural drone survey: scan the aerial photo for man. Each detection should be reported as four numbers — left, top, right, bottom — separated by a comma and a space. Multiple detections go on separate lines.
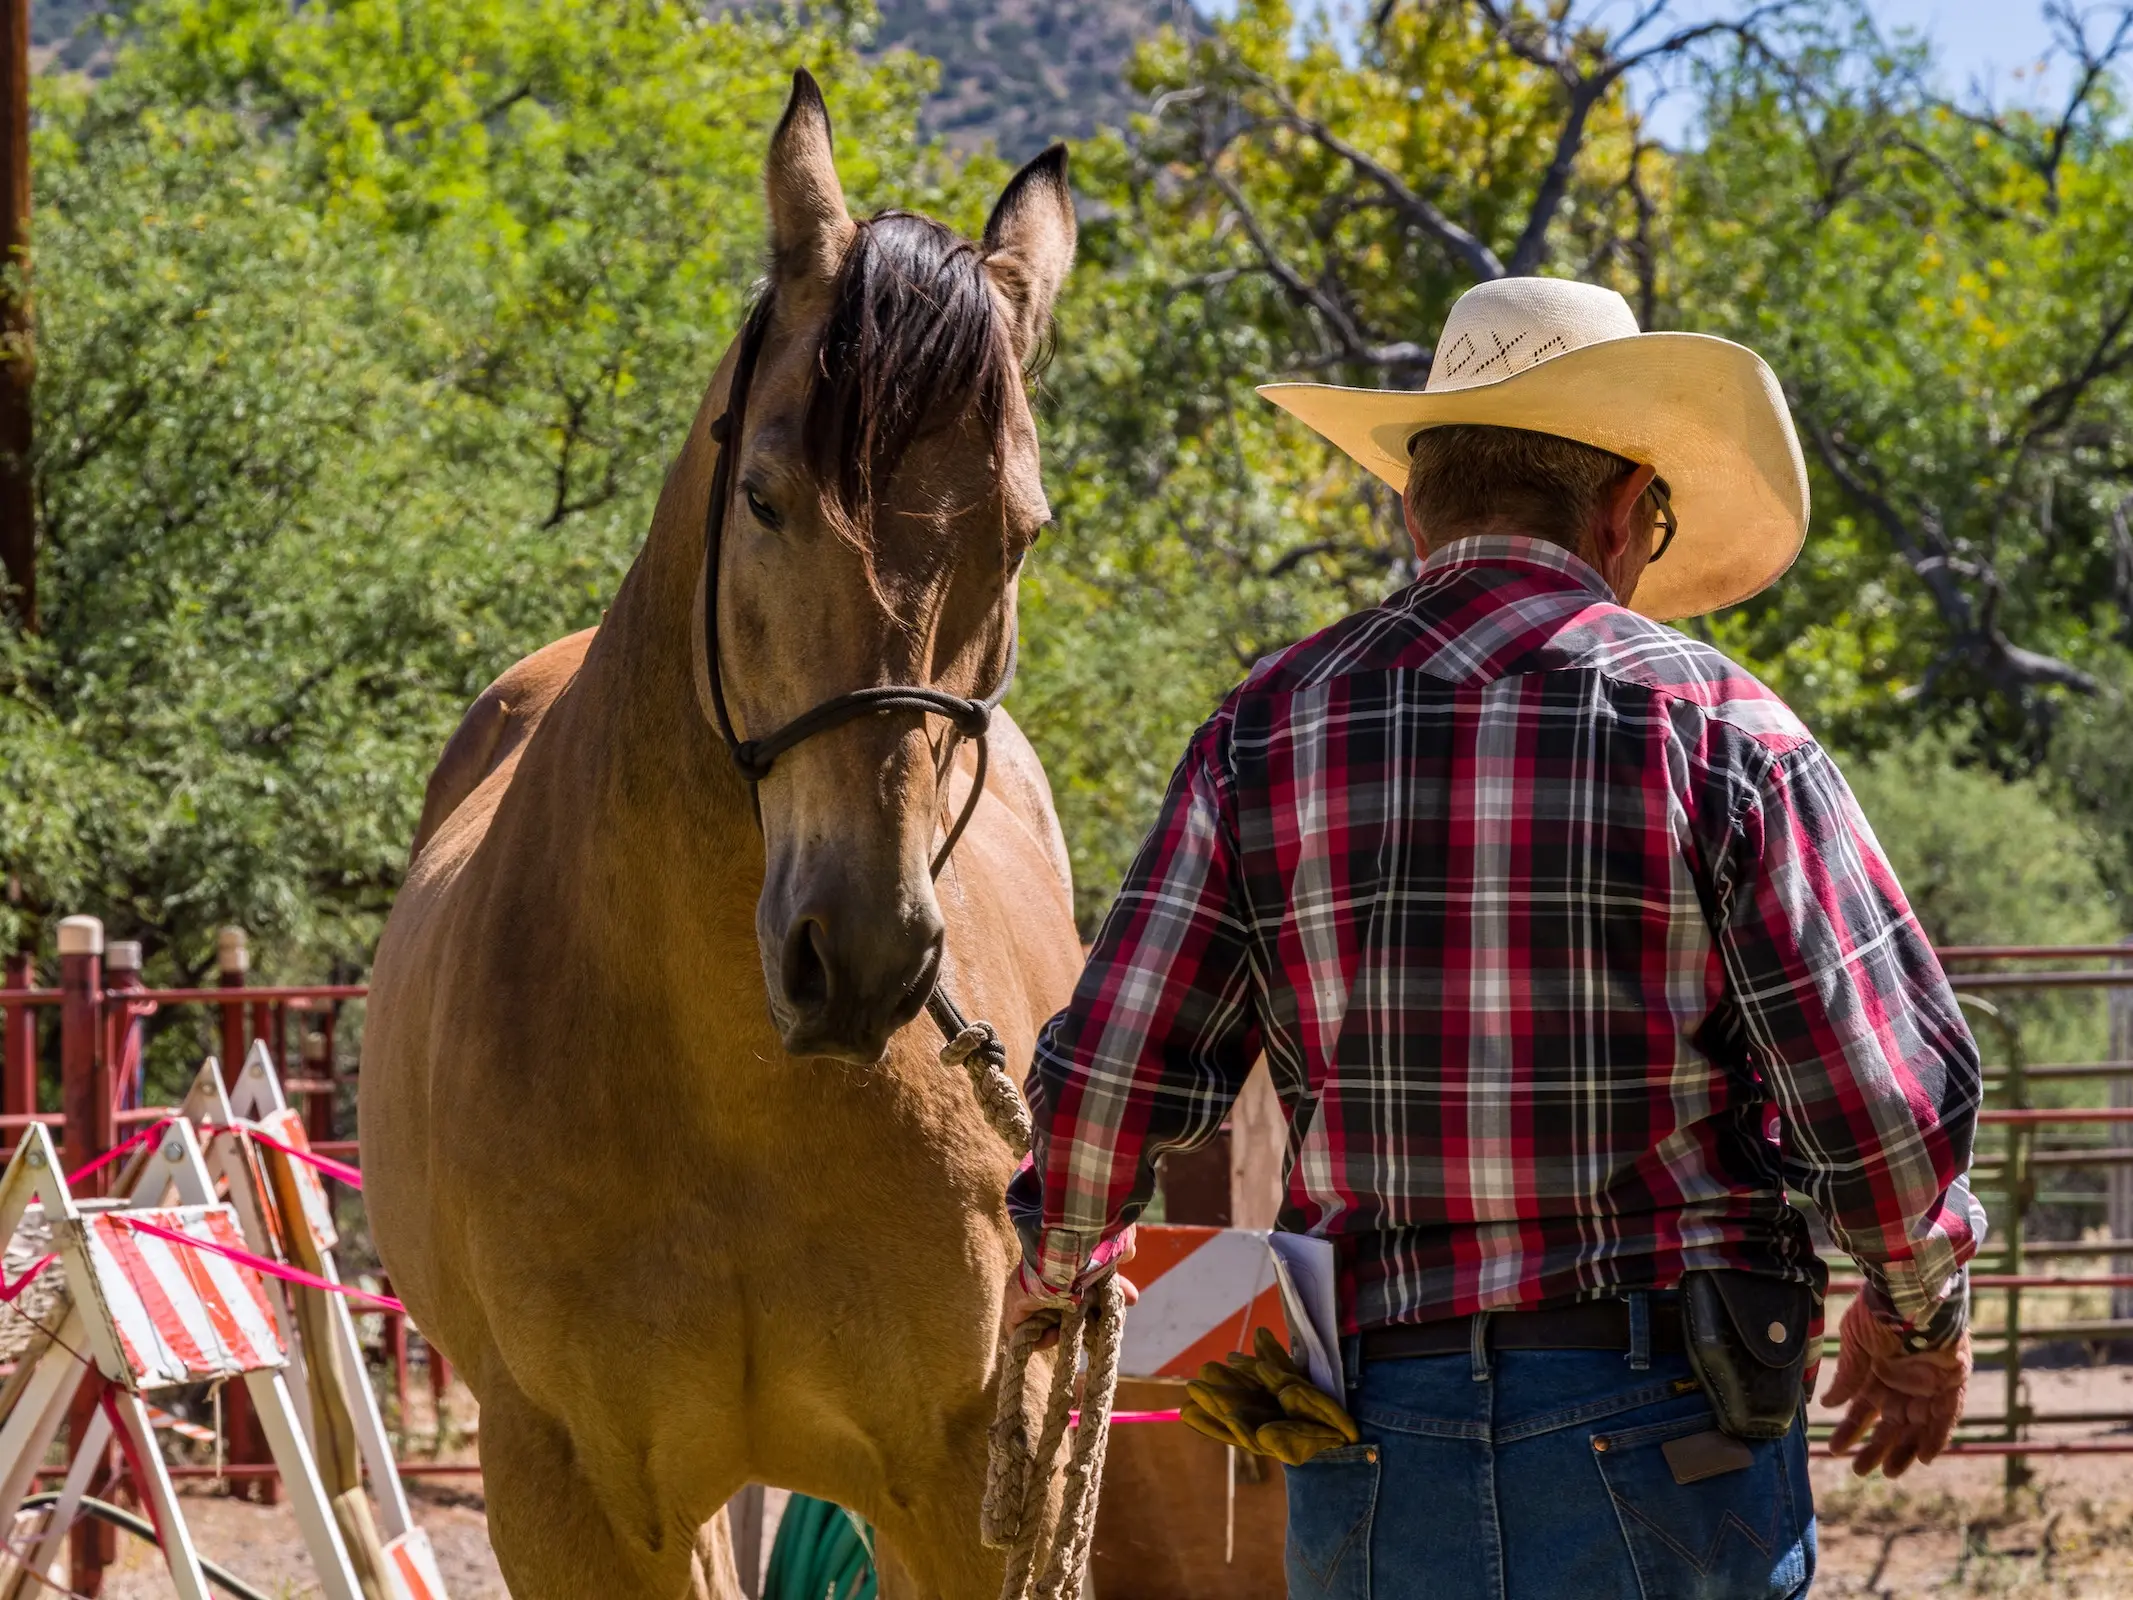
1005, 278, 1983, 1599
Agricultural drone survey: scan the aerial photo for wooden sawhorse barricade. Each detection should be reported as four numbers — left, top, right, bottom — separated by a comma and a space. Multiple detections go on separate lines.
0, 1042, 447, 1599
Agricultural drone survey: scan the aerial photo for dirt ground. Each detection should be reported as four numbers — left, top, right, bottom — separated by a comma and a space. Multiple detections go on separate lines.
64, 1368, 2133, 1598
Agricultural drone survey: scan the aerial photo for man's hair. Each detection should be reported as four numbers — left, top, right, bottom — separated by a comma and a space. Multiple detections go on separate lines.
1403, 424, 1654, 556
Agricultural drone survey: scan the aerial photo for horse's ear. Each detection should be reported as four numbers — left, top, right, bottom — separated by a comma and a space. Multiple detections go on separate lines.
983, 144, 1076, 362
765, 68, 854, 285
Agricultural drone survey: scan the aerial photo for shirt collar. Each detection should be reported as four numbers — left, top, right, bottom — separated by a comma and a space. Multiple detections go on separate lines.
1417, 534, 1615, 604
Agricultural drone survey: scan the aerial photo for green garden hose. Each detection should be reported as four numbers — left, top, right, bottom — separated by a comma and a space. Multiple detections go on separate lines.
763, 1492, 876, 1600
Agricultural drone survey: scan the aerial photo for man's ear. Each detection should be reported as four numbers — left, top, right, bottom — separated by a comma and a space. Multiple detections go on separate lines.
765, 69, 855, 286
983, 144, 1077, 363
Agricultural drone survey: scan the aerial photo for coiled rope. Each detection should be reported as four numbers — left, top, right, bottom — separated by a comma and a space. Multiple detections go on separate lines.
935, 1002, 1123, 1600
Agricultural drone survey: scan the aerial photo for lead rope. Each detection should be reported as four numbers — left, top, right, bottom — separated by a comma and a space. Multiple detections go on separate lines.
932, 992, 1120, 1600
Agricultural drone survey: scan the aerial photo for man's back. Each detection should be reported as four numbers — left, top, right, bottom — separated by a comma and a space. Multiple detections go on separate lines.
1020, 535, 1981, 1336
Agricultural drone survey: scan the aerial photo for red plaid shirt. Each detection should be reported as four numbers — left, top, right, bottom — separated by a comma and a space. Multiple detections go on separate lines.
1011, 536, 1983, 1335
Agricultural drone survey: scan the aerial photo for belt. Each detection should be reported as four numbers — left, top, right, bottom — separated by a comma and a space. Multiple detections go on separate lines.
1360, 1300, 1685, 1362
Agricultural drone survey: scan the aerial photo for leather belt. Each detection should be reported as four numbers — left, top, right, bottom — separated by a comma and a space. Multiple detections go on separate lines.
1361, 1300, 1685, 1362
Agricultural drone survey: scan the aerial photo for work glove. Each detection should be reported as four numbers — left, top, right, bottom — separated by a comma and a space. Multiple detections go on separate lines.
1823, 1292, 1970, 1478
1179, 1327, 1361, 1466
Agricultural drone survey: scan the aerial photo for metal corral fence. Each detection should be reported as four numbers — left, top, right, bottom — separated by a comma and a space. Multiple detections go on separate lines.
4, 925, 2132, 1497
0, 917, 475, 1572
1812, 944, 2133, 1486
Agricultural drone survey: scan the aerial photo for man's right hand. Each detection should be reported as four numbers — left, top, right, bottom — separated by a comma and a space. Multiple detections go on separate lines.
1823, 1292, 1970, 1478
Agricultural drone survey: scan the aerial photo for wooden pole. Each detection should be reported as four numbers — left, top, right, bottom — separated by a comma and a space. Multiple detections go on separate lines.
0, 0, 34, 630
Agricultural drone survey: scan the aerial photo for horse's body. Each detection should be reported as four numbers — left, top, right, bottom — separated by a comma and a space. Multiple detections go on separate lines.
362, 76, 1083, 1599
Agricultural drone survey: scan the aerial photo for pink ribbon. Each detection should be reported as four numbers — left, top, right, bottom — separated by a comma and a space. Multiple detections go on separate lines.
115, 1216, 404, 1314
1069, 1408, 1181, 1426
1, 1253, 56, 1302
228, 1123, 363, 1189
65, 1116, 177, 1187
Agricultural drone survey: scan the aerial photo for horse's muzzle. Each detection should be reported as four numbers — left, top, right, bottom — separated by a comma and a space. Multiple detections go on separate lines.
769, 900, 944, 1063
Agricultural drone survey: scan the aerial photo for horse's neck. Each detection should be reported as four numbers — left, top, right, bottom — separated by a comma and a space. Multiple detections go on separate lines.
532, 378, 761, 912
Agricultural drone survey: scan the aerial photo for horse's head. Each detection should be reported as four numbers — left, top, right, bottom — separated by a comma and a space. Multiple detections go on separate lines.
706, 72, 1074, 1063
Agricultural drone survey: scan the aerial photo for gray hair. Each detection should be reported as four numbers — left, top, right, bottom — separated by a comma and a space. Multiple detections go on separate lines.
1403, 424, 1654, 556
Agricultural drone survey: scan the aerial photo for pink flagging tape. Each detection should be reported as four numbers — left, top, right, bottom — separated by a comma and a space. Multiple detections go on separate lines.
117, 1217, 404, 1314
1, 1253, 55, 1302
228, 1120, 363, 1189
1068, 1408, 1181, 1426
66, 1116, 177, 1186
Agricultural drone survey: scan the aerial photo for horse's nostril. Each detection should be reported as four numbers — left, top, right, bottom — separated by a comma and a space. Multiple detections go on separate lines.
783, 918, 833, 1012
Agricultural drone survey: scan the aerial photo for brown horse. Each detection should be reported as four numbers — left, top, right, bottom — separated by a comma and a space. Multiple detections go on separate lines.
361, 72, 1083, 1599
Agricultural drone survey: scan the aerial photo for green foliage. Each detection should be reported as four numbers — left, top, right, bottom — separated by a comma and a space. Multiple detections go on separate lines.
1678, 15, 2133, 757
1019, 0, 1650, 922
14, 0, 986, 975
1842, 727, 2124, 1071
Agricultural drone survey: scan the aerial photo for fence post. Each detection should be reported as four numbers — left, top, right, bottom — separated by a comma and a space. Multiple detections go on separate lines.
104, 940, 142, 1112
217, 926, 248, 1088
56, 915, 114, 1593
57, 915, 107, 1191
2110, 944, 2132, 1334
3, 945, 33, 1121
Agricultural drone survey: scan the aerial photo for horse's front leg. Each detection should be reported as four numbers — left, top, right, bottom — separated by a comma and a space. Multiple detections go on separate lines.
478, 1374, 744, 1600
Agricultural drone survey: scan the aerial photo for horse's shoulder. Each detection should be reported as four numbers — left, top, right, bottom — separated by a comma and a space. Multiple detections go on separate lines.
411, 628, 598, 862
972, 707, 1072, 901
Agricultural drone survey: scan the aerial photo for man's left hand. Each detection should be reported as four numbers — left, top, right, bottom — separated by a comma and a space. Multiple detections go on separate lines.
1003, 1232, 1139, 1346
1823, 1292, 1970, 1478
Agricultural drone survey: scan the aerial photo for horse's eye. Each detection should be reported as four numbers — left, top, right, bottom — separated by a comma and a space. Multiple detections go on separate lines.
745, 487, 781, 530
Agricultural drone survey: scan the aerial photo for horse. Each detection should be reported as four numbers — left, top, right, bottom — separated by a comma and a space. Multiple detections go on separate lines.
361, 71, 1084, 1599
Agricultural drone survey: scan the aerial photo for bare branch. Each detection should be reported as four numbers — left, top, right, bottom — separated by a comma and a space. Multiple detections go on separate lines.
1270, 109, 1508, 282
1207, 166, 1433, 375
1801, 407, 2099, 697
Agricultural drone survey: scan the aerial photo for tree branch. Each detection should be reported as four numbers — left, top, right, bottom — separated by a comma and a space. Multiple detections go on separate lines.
1801, 407, 2099, 697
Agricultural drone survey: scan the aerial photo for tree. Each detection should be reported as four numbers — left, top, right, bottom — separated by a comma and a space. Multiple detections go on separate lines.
1681, 2, 2133, 758
8, 0, 997, 973
1019, 0, 1742, 920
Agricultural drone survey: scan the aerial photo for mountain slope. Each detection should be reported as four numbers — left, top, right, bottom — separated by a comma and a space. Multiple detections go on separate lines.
871, 0, 1199, 158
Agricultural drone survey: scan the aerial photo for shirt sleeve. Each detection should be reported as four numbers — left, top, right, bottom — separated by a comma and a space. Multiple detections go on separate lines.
1712, 739, 1986, 1337
1007, 716, 1263, 1294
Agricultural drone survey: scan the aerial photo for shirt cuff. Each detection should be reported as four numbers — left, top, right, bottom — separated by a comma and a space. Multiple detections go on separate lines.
1863, 1267, 1970, 1351
1026, 1224, 1138, 1300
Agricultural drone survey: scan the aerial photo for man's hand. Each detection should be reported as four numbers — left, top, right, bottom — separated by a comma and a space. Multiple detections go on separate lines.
1823, 1293, 1970, 1478
1002, 1233, 1139, 1347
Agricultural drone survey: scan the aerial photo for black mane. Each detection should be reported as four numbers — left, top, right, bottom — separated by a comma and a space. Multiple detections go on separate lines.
799, 211, 1016, 529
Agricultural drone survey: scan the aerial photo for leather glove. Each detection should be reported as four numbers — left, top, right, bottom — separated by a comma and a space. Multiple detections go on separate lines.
1179, 1328, 1360, 1466
1823, 1292, 1970, 1478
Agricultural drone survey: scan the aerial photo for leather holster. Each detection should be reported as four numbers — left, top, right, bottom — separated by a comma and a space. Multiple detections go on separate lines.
1679, 1270, 1815, 1441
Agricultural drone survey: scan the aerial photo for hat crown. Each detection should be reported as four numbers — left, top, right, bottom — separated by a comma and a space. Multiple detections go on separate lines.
1427, 278, 1641, 394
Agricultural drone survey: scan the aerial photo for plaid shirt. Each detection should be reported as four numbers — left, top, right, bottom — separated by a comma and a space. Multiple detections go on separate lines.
1010, 536, 1984, 1335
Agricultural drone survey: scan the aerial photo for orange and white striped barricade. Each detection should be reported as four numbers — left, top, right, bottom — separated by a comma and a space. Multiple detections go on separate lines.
1116, 1224, 1340, 1387
182, 1044, 449, 1600
0, 1120, 367, 1600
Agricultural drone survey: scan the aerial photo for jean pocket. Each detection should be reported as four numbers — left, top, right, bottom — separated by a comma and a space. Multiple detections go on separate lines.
1284, 1443, 1380, 1600
1591, 1412, 1812, 1600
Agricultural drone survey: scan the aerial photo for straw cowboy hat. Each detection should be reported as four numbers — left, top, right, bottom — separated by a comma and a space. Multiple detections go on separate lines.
1258, 277, 1809, 620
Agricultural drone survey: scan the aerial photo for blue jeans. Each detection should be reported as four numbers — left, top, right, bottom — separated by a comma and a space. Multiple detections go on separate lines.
1284, 1327, 1815, 1599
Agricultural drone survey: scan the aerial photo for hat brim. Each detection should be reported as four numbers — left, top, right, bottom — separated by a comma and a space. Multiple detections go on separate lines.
1257, 331, 1809, 621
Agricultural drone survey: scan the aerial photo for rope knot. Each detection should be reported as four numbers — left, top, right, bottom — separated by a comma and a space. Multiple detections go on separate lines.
939, 1020, 1032, 1157
950, 699, 993, 741
941, 1025, 994, 1067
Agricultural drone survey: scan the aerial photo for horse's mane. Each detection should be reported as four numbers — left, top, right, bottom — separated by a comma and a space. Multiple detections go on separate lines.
798, 210, 1017, 537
